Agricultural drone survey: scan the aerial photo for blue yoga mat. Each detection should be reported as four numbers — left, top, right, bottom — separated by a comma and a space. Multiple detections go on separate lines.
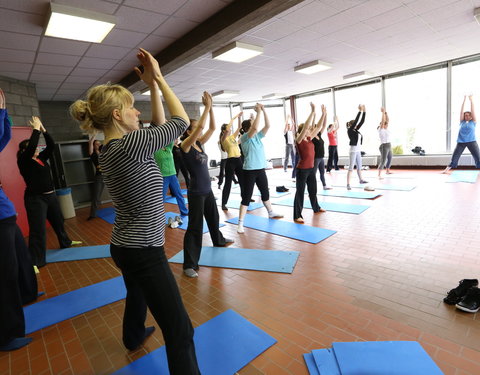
164, 196, 188, 204
318, 189, 381, 199
311, 348, 341, 375
164, 212, 225, 233
97, 206, 116, 224
303, 353, 320, 375
446, 170, 479, 183
273, 197, 369, 214
46, 244, 110, 263
168, 246, 299, 273
24, 277, 126, 334
112, 309, 277, 375
225, 199, 264, 211
334, 183, 416, 191
165, 189, 187, 198
226, 214, 336, 244
331, 341, 443, 375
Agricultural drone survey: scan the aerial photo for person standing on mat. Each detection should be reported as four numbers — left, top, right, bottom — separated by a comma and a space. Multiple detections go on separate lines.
17, 117, 82, 268
0, 88, 37, 352
220, 112, 243, 211
326, 116, 340, 172
283, 114, 296, 172
377, 107, 393, 179
293, 103, 326, 223
443, 95, 480, 174
312, 105, 331, 190
70, 48, 200, 374
87, 134, 105, 220
180, 92, 234, 278
237, 103, 283, 234
154, 141, 188, 217
346, 104, 368, 190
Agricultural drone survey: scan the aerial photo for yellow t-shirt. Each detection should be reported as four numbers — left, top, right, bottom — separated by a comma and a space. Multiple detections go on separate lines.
222, 135, 241, 158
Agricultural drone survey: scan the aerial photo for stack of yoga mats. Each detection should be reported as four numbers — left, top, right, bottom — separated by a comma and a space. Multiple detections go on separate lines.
303, 341, 443, 375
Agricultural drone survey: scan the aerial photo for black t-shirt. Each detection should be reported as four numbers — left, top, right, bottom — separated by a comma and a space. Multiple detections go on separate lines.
312, 135, 325, 158
181, 141, 211, 195
90, 152, 102, 175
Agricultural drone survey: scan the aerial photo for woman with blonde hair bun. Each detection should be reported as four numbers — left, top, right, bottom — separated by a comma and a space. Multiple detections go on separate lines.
70, 49, 200, 374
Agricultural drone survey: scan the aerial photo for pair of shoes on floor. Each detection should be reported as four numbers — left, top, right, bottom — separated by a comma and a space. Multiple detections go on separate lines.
276, 186, 289, 192
167, 216, 183, 228
444, 279, 480, 313
184, 268, 198, 278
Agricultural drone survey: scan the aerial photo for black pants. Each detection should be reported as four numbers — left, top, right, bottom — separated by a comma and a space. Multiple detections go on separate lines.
110, 244, 200, 374
184, 191, 226, 270
217, 159, 226, 186
222, 157, 243, 206
327, 145, 339, 171
0, 216, 27, 346
241, 169, 269, 206
24, 192, 71, 267
294, 168, 320, 220
89, 173, 105, 218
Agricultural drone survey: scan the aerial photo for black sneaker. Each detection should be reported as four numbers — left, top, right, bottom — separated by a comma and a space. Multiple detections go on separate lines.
456, 287, 480, 313
444, 279, 478, 305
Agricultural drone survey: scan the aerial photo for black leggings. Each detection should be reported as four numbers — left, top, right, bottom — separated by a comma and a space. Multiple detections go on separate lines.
222, 157, 244, 206
241, 169, 269, 206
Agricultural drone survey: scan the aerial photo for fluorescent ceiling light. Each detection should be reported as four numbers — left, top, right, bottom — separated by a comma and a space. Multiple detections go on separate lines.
262, 93, 286, 100
212, 90, 239, 99
45, 3, 116, 43
343, 71, 374, 81
475, 7, 480, 24
294, 60, 332, 74
212, 42, 263, 63
141, 89, 162, 96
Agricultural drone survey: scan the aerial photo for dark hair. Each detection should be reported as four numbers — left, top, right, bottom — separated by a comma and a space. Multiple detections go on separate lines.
180, 124, 193, 141
346, 120, 354, 128
17, 139, 29, 159
218, 124, 228, 152
241, 119, 251, 133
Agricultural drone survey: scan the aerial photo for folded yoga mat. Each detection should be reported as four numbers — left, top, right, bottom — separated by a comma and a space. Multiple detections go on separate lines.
311, 348, 341, 375
24, 277, 125, 334
446, 170, 479, 183
164, 212, 225, 233
225, 199, 264, 211
323, 341, 443, 375
272, 197, 369, 214
226, 214, 336, 244
303, 353, 320, 375
112, 309, 277, 375
318, 189, 381, 199
46, 244, 110, 263
97, 206, 116, 224
333, 183, 416, 191
168, 246, 299, 273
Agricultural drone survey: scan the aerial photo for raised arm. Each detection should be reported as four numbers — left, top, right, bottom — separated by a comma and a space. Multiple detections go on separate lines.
315, 104, 327, 135
284, 114, 291, 134
0, 89, 12, 152
259, 104, 271, 136
181, 92, 211, 153
379, 107, 389, 129
460, 96, 466, 122
88, 134, 96, 155
199, 93, 215, 144
296, 102, 315, 143
469, 95, 476, 122
247, 104, 262, 138
232, 112, 243, 138
150, 81, 166, 125
355, 104, 366, 130
21, 117, 43, 160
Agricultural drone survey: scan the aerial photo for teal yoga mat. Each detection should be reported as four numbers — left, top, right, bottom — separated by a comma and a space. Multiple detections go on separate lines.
318, 189, 381, 199
272, 197, 369, 214
446, 170, 479, 183
111, 309, 277, 375
164, 196, 188, 204
24, 277, 126, 334
333, 183, 416, 191
164, 212, 225, 233
168, 246, 299, 273
225, 199, 264, 211
46, 245, 110, 263
226, 214, 336, 244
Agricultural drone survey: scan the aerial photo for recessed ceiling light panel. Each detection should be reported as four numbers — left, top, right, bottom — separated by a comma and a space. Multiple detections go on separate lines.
212, 90, 240, 99
294, 60, 332, 74
212, 42, 263, 63
343, 71, 374, 81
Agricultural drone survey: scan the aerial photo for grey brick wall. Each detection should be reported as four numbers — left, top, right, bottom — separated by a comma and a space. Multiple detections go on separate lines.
0, 75, 39, 127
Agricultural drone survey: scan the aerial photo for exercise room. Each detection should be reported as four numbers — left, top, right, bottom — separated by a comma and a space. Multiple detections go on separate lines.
1, 0, 480, 374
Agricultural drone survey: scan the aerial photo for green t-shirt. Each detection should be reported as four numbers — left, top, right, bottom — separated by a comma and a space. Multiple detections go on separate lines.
153, 142, 176, 177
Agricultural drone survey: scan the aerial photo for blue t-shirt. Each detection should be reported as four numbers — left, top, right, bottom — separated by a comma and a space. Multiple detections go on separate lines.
240, 131, 266, 170
457, 120, 476, 143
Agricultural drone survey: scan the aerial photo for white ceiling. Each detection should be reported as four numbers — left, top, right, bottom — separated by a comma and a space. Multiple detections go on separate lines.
1, 0, 480, 103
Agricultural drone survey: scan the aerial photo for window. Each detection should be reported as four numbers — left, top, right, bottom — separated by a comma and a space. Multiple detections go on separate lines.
384, 68, 447, 154
295, 90, 334, 132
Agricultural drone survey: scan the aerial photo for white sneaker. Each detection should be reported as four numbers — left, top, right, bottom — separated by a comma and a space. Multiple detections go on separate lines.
237, 223, 245, 234
269, 211, 284, 219
184, 268, 198, 278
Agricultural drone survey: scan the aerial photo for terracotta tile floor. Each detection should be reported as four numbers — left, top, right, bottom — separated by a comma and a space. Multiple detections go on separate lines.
1, 168, 480, 374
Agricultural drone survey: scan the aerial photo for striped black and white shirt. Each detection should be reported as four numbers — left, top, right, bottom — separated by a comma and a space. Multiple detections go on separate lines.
100, 117, 188, 248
